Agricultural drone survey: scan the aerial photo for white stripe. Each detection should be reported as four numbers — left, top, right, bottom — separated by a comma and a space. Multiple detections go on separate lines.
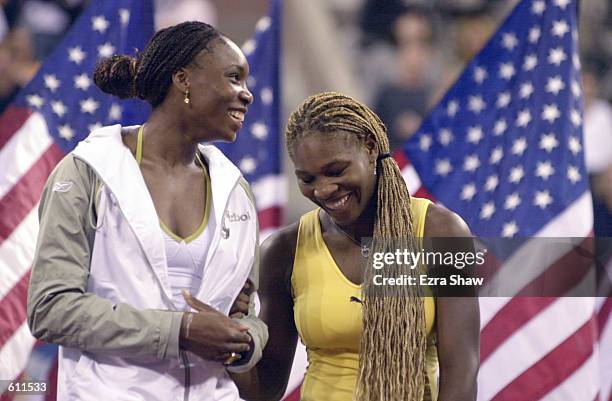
478, 297, 595, 401
479, 297, 512, 328
600, 306, 612, 401
596, 296, 610, 312
0, 113, 51, 199
251, 174, 286, 210
535, 192, 593, 237
0, 321, 36, 385
538, 352, 599, 401
401, 163, 422, 195
0, 206, 39, 298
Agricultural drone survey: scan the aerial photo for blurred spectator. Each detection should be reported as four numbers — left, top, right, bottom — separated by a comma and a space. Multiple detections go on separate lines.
579, 0, 609, 59
579, 0, 612, 102
432, 5, 496, 103
451, 8, 495, 64
0, 27, 39, 112
436, 0, 492, 14
155, 0, 217, 29
372, 4, 437, 151
1, 0, 22, 30
2, 0, 87, 61
354, 0, 398, 102
19, 1, 71, 59
359, 0, 409, 45
0, 9, 7, 42
582, 57, 612, 235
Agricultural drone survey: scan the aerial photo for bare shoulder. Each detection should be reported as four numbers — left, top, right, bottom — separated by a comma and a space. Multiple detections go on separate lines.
260, 221, 300, 277
424, 203, 472, 238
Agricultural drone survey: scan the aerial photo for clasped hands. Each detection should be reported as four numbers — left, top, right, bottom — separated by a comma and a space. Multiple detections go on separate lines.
179, 281, 254, 364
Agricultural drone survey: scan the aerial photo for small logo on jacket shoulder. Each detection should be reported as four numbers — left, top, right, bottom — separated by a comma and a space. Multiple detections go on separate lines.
225, 210, 250, 222
52, 181, 73, 193
221, 226, 230, 239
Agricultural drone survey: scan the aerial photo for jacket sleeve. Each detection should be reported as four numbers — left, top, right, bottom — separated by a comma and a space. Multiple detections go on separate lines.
226, 177, 269, 373
27, 154, 183, 360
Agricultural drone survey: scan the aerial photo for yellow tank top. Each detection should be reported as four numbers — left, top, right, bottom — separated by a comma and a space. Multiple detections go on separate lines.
292, 197, 438, 401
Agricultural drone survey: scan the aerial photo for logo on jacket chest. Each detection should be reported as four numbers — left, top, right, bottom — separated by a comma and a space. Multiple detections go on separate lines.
225, 210, 251, 223
221, 210, 251, 239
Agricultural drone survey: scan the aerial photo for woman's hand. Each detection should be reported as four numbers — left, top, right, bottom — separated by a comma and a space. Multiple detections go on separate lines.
229, 279, 255, 318
180, 290, 252, 362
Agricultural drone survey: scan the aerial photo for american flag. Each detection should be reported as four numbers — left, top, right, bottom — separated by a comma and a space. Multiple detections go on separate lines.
393, 0, 611, 400
0, 0, 284, 397
218, 0, 284, 238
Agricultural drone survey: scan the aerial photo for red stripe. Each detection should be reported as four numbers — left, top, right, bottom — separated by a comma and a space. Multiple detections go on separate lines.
480, 237, 595, 362
0, 390, 15, 400
516, 237, 594, 297
392, 149, 409, 170
491, 316, 597, 401
0, 106, 32, 150
413, 186, 435, 201
481, 297, 557, 363
0, 270, 30, 349
258, 206, 282, 231
283, 385, 301, 401
392, 150, 437, 201
0, 144, 64, 244
599, 297, 612, 337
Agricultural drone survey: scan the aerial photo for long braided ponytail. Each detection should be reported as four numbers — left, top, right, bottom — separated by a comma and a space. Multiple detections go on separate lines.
286, 92, 427, 400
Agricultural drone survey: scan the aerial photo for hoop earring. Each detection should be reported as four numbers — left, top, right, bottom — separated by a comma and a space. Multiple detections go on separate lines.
184, 89, 190, 105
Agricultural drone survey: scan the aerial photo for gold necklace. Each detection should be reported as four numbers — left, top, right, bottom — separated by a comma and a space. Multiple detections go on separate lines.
328, 216, 371, 258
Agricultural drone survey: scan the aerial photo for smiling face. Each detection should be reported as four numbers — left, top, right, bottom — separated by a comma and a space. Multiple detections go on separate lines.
178, 36, 253, 142
292, 131, 378, 226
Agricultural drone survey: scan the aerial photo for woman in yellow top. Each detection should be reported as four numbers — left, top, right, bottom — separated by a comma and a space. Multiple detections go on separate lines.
234, 92, 479, 401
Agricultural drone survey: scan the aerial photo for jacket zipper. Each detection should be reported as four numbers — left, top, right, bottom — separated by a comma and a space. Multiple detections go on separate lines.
181, 351, 191, 401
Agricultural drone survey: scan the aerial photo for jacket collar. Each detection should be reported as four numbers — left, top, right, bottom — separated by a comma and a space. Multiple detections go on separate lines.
197, 143, 242, 227
71, 125, 243, 303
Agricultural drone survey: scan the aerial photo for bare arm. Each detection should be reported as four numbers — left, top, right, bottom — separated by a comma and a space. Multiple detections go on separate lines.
232, 224, 300, 401
425, 204, 480, 401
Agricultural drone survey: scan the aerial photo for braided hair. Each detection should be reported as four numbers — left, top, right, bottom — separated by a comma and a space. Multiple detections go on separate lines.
286, 92, 428, 401
93, 21, 221, 107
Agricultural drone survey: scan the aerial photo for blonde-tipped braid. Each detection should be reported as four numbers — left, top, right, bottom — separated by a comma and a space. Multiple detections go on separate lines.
286, 92, 427, 401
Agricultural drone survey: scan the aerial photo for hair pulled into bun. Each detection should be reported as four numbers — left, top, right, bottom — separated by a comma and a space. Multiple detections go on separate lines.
91, 22, 221, 107
93, 55, 138, 99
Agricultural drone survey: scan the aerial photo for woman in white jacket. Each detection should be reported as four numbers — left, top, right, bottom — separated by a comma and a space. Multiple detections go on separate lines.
27, 21, 267, 401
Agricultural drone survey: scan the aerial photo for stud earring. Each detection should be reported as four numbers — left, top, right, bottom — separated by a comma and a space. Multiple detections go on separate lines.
184, 89, 190, 105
